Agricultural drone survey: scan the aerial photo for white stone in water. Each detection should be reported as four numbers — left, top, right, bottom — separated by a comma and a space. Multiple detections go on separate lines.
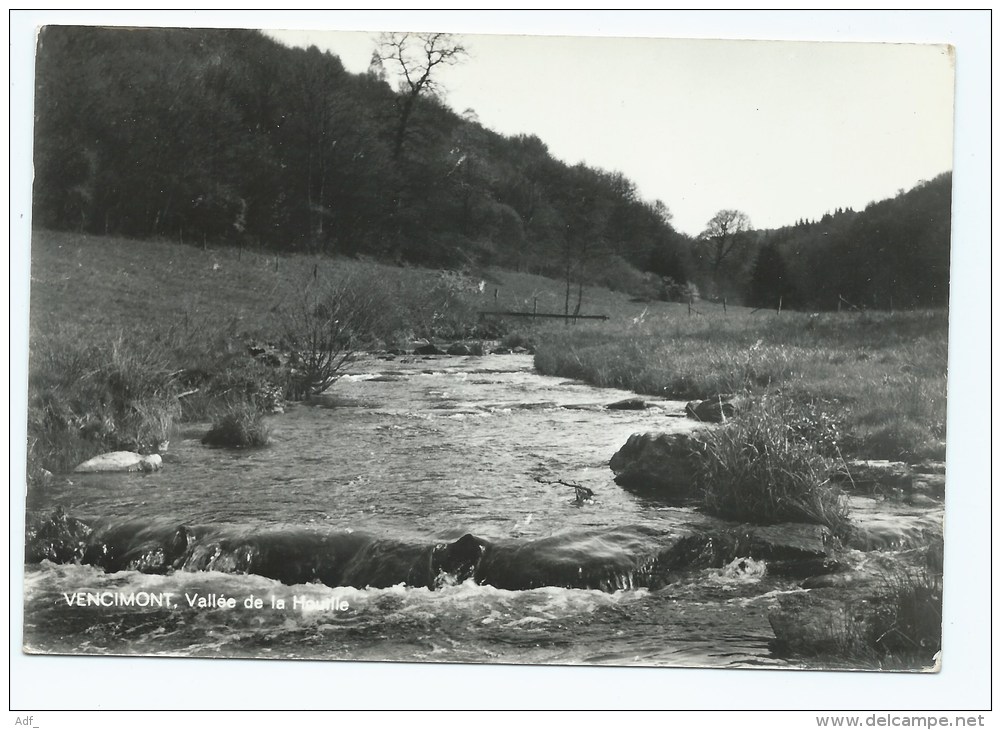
74, 451, 163, 474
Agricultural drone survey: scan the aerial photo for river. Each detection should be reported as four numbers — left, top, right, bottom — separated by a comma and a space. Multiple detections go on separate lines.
22, 353, 936, 668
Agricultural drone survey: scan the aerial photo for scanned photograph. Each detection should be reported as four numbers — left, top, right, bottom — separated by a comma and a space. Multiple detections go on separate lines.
22, 24, 953, 670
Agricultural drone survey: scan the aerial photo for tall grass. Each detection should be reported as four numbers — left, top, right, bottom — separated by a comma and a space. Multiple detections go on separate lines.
27, 334, 181, 474
694, 403, 852, 536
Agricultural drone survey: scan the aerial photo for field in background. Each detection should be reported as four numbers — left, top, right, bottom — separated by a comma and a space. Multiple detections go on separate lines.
25, 229, 948, 475
531, 310, 948, 461
27, 229, 685, 342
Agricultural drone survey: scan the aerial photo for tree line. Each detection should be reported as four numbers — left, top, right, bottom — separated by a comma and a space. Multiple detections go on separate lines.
32, 26, 952, 311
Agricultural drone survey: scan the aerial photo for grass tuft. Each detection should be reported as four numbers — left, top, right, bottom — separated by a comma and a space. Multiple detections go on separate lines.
694, 402, 851, 537
27, 334, 180, 474
201, 404, 271, 449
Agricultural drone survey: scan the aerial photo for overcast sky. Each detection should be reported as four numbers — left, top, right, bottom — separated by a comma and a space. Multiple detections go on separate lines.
266, 24, 954, 236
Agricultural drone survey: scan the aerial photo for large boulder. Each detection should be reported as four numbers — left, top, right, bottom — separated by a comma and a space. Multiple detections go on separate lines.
74, 451, 163, 474
608, 430, 708, 496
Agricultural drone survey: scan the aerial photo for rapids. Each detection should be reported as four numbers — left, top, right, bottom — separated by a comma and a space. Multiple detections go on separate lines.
22, 354, 940, 667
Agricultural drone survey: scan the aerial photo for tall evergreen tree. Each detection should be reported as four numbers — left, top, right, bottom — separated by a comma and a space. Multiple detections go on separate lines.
748, 242, 797, 309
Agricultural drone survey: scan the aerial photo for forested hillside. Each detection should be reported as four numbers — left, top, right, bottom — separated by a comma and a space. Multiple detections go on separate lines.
31, 25, 952, 311
753, 174, 953, 310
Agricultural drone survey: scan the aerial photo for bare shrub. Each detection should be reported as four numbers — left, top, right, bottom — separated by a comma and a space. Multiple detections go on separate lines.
275, 271, 383, 399
401, 269, 481, 340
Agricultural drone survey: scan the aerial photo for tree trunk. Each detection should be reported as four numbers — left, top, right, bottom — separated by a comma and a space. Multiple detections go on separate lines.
393, 93, 418, 161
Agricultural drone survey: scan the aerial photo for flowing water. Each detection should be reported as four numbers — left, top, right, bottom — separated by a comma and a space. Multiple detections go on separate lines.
22, 354, 938, 668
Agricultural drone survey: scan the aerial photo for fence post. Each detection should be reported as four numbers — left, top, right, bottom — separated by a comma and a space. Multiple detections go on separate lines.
777, 296, 783, 314
533, 297, 537, 321
688, 295, 692, 316
837, 295, 842, 313
723, 297, 727, 314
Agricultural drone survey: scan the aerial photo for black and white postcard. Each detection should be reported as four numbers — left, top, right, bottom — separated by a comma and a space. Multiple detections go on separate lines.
11, 10, 990, 713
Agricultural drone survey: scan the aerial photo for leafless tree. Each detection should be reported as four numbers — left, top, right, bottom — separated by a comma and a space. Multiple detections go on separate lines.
376, 32, 468, 160
277, 273, 381, 398
699, 209, 752, 276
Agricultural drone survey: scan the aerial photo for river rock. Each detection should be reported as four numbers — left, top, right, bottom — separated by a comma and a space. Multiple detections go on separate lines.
608, 431, 708, 495
74, 451, 163, 473
414, 342, 443, 356
733, 523, 834, 560
646, 523, 839, 586
246, 340, 285, 368
911, 474, 946, 497
768, 590, 878, 656
25, 507, 94, 564
607, 397, 647, 410
685, 395, 737, 423
846, 512, 943, 552
446, 342, 484, 356
832, 459, 946, 499
770, 549, 942, 666
912, 460, 946, 475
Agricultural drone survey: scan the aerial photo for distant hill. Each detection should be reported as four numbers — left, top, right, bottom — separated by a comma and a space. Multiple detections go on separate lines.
31, 25, 687, 288
755, 173, 952, 310
32, 26, 951, 311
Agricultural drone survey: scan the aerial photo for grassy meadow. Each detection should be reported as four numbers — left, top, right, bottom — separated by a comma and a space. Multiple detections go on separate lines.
530, 309, 948, 461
